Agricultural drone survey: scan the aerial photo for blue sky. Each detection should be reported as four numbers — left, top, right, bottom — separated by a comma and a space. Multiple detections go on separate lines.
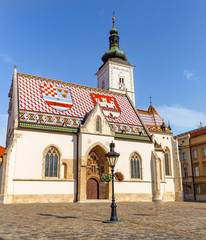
1, 0, 206, 146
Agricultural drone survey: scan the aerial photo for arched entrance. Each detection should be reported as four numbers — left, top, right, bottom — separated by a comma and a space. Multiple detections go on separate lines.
86, 146, 109, 200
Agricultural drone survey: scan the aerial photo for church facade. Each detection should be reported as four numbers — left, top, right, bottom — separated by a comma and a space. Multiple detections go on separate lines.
0, 18, 182, 204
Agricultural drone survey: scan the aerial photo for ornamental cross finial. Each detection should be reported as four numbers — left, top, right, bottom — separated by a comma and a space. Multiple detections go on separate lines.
149, 95, 152, 106
112, 11, 115, 27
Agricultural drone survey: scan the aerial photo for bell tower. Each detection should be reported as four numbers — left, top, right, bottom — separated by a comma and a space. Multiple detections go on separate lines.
96, 16, 135, 105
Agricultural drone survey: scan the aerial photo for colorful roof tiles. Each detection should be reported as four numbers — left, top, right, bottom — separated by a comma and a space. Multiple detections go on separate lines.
18, 73, 149, 137
137, 105, 171, 133
0, 146, 5, 156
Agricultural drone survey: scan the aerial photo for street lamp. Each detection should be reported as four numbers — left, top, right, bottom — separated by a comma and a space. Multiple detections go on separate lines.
105, 142, 120, 222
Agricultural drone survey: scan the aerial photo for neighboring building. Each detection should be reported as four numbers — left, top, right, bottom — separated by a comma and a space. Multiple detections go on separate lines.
0, 146, 5, 165
0, 17, 182, 204
175, 127, 206, 201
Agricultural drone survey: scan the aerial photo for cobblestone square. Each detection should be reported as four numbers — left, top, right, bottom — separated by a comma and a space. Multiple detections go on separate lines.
0, 201, 205, 240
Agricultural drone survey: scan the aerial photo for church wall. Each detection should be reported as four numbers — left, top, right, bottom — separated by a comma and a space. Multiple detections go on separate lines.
115, 182, 152, 194
114, 139, 153, 182
109, 139, 153, 202
153, 133, 175, 176
13, 180, 75, 195
153, 132, 181, 201
13, 130, 77, 179
3, 129, 77, 203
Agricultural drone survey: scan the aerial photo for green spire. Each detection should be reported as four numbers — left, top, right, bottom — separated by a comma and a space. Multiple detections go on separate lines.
101, 16, 128, 63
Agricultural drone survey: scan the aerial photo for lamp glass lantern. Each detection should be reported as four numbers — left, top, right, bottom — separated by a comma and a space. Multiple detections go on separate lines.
105, 142, 120, 168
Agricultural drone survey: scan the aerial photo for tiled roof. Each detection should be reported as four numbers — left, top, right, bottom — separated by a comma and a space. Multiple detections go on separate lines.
137, 106, 171, 133
18, 73, 148, 137
190, 128, 206, 137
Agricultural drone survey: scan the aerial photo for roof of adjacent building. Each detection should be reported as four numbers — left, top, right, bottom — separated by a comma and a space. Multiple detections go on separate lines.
0, 146, 5, 156
190, 128, 206, 137
137, 105, 171, 133
18, 72, 151, 140
175, 126, 206, 139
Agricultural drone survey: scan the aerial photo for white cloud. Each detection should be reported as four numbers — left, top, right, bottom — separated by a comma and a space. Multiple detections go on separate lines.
156, 105, 206, 135
183, 69, 196, 80
0, 114, 8, 147
0, 53, 14, 64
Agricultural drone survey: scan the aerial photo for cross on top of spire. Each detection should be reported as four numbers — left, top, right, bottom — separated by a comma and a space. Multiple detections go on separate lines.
113, 11, 115, 27
149, 95, 152, 106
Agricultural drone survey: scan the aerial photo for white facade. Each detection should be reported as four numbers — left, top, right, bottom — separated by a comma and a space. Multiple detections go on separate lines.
0, 98, 182, 203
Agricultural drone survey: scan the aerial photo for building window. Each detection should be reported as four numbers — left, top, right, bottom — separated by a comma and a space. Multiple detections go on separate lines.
96, 116, 101, 132
196, 185, 201, 195
165, 148, 171, 176
45, 147, 59, 177
183, 168, 188, 177
204, 165, 206, 176
202, 148, 206, 157
182, 152, 186, 161
131, 153, 141, 179
193, 150, 197, 159
194, 166, 199, 177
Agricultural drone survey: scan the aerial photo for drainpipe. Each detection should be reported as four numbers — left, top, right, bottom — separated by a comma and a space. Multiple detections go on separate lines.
76, 132, 79, 202
189, 138, 196, 201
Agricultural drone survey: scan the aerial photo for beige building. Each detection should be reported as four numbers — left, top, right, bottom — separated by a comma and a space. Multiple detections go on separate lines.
175, 127, 206, 201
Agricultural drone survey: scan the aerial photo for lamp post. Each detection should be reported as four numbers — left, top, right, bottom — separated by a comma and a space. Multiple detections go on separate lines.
105, 142, 120, 222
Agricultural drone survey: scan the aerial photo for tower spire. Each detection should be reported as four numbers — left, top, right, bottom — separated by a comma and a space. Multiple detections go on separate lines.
101, 13, 128, 64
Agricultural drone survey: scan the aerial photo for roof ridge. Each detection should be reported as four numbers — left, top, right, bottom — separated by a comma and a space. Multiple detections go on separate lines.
18, 72, 125, 97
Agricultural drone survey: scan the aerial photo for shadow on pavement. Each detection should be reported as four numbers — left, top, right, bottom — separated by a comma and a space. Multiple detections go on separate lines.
37, 213, 78, 219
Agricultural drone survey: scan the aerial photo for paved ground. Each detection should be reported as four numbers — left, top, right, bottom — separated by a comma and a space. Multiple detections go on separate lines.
0, 201, 205, 240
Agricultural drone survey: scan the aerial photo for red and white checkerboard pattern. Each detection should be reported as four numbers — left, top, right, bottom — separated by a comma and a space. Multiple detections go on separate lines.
18, 73, 142, 127
137, 110, 163, 127
41, 83, 57, 97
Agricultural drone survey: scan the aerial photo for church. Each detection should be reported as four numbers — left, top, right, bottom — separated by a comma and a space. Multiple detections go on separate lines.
0, 17, 182, 204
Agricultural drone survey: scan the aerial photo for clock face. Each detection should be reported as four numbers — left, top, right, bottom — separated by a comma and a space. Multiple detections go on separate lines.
119, 82, 125, 90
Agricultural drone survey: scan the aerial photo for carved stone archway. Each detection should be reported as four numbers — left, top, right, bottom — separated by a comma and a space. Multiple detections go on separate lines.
86, 146, 109, 199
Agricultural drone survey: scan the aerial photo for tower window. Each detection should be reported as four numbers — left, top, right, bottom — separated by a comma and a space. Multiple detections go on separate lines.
119, 77, 124, 84
102, 79, 105, 89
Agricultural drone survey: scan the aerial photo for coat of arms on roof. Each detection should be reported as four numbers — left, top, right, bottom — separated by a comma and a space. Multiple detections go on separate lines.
41, 82, 73, 111
90, 93, 121, 118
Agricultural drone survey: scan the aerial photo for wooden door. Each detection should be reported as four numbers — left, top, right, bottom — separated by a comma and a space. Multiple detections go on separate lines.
86, 178, 99, 199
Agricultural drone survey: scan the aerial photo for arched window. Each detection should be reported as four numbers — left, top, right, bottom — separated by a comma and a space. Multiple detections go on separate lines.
130, 153, 141, 179
102, 79, 105, 89
44, 147, 59, 177
164, 148, 171, 176
96, 116, 101, 132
